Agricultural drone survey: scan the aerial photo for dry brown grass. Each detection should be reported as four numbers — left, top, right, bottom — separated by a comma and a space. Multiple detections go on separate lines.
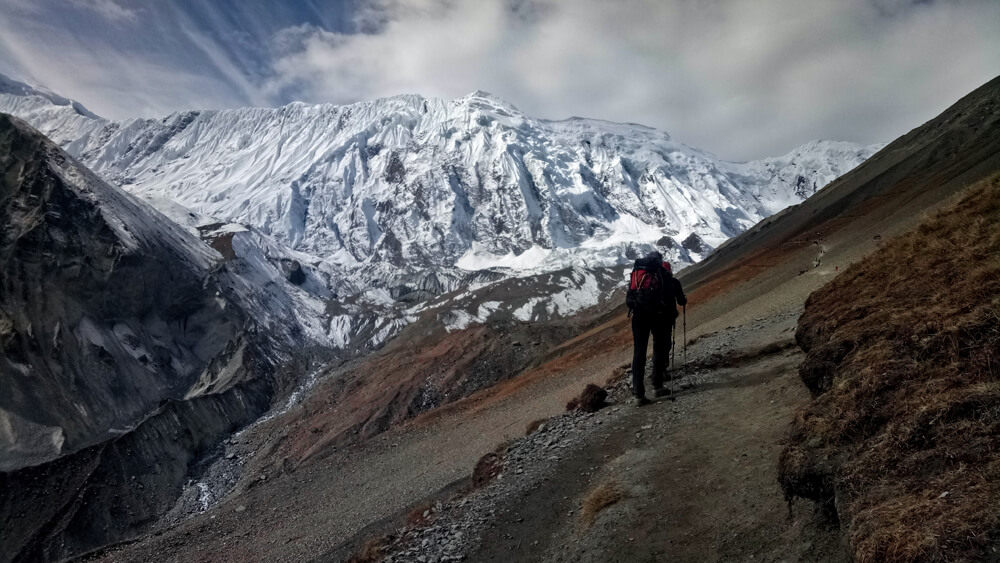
780, 175, 1000, 562
471, 440, 511, 490
565, 383, 608, 413
579, 480, 625, 528
348, 534, 391, 563
405, 502, 436, 527
525, 417, 548, 435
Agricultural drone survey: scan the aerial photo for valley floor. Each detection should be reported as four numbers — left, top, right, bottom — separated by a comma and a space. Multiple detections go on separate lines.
83, 303, 844, 562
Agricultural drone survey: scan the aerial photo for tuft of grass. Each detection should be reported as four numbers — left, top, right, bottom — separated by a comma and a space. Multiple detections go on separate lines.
405, 502, 436, 527
471, 441, 510, 490
780, 175, 1000, 562
525, 418, 548, 436
348, 535, 392, 563
605, 364, 630, 386
579, 480, 625, 528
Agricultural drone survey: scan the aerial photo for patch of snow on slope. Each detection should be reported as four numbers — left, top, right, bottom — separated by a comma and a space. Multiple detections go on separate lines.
370, 318, 410, 347
513, 298, 543, 322
327, 315, 353, 348
477, 301, 502, 319
456, 245, 552, 272
547, 270, 601, 316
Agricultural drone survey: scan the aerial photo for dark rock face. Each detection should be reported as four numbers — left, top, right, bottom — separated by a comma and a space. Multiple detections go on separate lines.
0, 114, 276, 562
681, 233, 708, 255
0, 385, 270, 562
655, 235, 676, 249
389, 271, 448, 302
284, 259, 306, 285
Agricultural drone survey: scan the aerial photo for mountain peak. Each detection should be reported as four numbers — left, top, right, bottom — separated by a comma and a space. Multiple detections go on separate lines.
0, 71, 100, 119
455, 89, 521, 113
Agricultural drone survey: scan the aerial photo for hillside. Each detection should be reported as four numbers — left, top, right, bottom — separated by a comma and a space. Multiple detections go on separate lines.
782, 175, 1000, 561
677, 74, 1000, 335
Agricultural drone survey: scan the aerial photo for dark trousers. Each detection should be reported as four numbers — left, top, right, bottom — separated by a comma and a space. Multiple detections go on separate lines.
631, 313, 672, 398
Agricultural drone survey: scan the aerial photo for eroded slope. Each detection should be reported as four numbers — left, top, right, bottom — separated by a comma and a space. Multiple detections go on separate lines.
781, 175, 1000, 561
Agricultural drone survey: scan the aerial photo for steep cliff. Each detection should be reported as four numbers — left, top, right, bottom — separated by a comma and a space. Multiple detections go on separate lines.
0, 114, 285, 562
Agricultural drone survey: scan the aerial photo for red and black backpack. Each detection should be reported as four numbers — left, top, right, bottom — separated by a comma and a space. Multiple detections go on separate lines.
625, 255, 674, 315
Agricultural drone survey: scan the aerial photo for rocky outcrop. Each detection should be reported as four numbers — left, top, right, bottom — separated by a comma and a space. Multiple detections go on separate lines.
0, 114, 281, 562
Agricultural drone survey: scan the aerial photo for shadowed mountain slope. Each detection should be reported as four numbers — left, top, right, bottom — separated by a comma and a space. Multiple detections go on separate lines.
0, 114, 299, 562
677, 74, 1000, 329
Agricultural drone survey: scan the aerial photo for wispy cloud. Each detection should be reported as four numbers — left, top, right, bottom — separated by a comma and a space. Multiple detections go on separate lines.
69, 0, 138, 23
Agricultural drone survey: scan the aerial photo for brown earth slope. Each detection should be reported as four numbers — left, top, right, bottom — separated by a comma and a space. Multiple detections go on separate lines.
262, 308, 611, 472
781, 175, 1000, 562
677, 74, 1000, 336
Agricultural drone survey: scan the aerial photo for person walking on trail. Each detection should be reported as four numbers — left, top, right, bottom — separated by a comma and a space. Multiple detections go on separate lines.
625, 251, 687, 406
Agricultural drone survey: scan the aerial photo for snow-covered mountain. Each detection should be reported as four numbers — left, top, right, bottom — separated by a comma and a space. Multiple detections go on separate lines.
0, 73, 881, 347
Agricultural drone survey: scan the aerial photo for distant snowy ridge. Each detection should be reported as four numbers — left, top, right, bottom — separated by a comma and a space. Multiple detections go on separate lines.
721, 139, 886, 214
0, 73, 881, 348
0, 74, 880, 277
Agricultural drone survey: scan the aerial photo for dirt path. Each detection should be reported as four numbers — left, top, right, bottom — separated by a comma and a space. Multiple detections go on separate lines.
472, 353, 842, 562
325, 308, 844, 563
457, 317, 844, 563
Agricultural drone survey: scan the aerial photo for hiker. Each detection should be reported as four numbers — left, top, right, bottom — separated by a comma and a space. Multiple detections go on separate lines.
626, 251, 687, 406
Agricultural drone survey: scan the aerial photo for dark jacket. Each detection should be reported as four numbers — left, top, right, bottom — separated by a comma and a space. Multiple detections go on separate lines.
660, 268, 687, 318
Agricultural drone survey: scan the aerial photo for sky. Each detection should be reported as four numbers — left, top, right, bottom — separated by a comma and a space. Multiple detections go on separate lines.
0, 0, 998, 161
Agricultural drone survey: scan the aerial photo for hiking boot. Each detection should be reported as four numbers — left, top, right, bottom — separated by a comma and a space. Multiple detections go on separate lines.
653, 387, 671, 398
635, 396, 652, 407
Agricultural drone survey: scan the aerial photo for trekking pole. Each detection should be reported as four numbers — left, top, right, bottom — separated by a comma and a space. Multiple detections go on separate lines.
683, 304, 687, 368
671, 318, 676, 396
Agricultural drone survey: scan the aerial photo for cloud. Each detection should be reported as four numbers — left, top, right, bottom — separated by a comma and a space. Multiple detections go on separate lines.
0, 0, 272, 118
0, 19, 250, 118
69, 0, 137, 23
266, 0, 1000, 160
0, 0, 997, 159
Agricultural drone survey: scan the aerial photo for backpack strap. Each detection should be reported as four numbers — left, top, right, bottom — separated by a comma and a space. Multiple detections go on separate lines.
630, 270, 650, 290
